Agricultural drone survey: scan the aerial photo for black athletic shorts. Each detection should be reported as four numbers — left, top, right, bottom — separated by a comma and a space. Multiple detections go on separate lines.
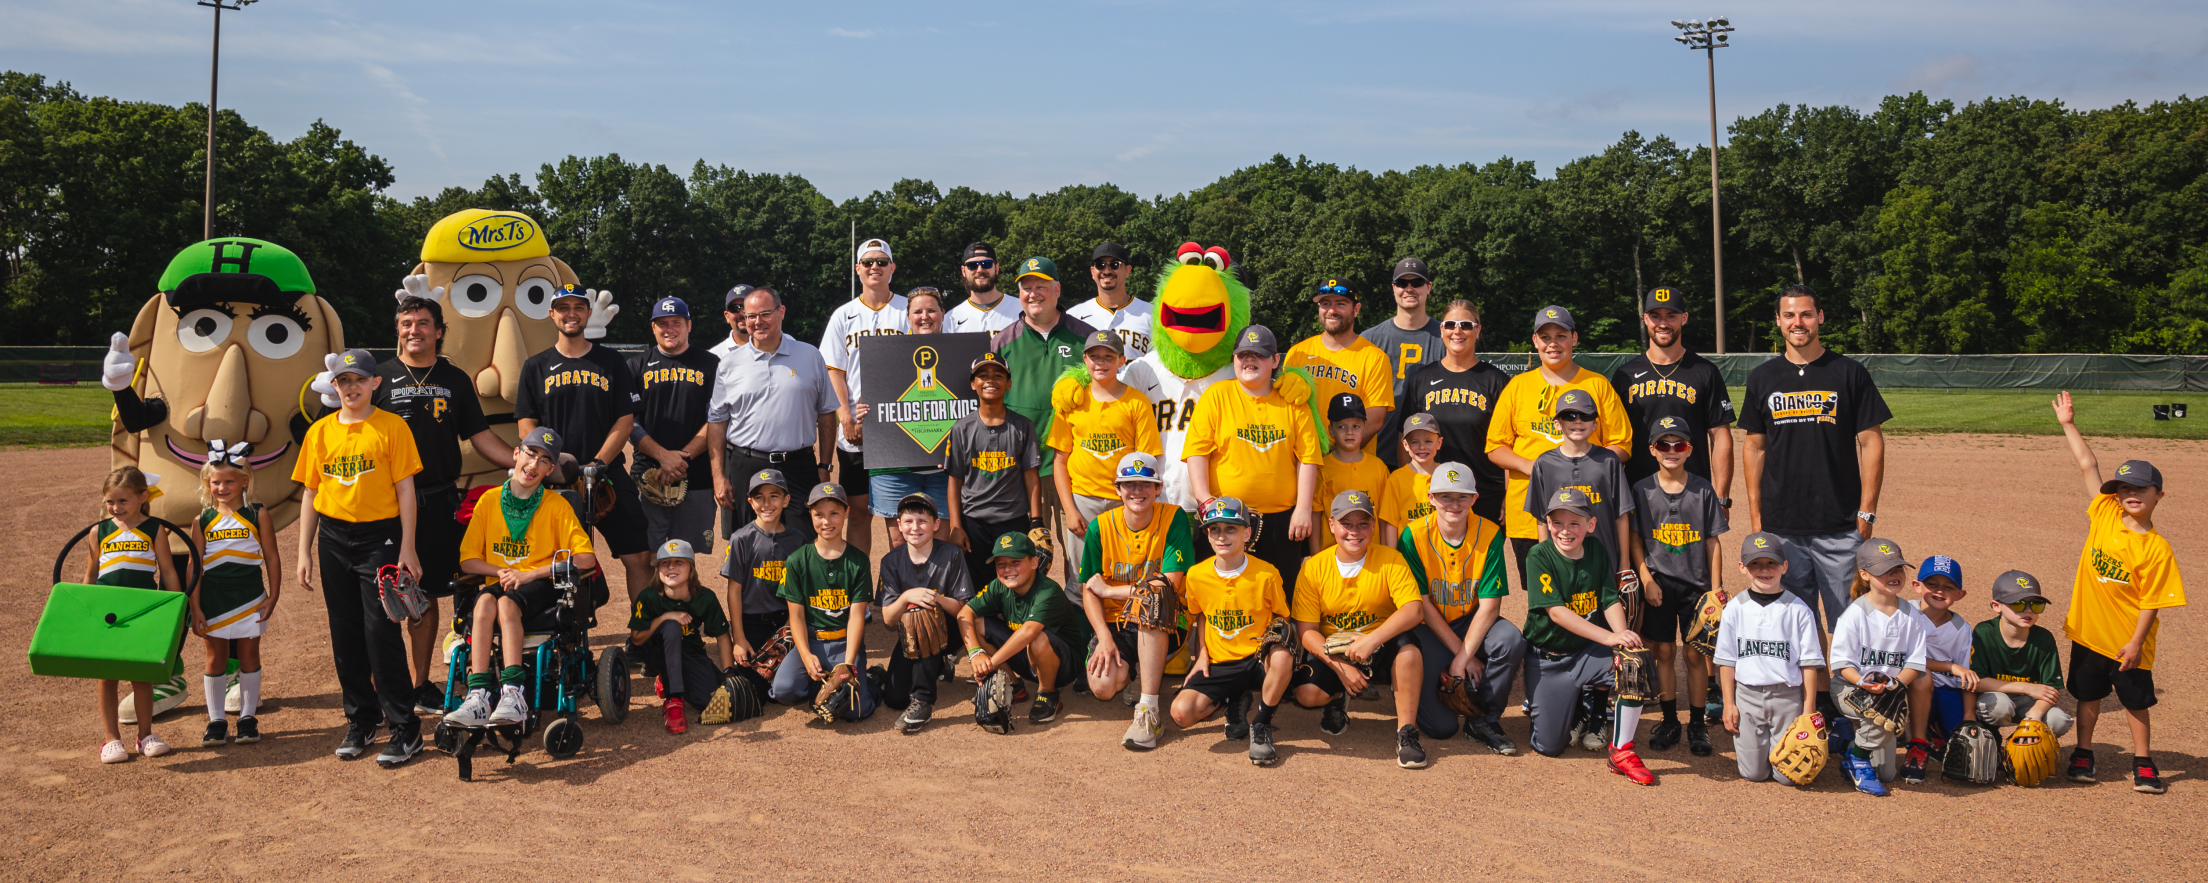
1184, 656, 1268, 705
415, 486, 463, 597
487, 577, 561, 623
1641, 574, 1699, 644
1102, 621, 1183, 667
593, 469, 649, 558
2069, 643, 2157, 710
982, 618, 1077, 688
1292, 631, 1414, 694
836, 447, 867, 496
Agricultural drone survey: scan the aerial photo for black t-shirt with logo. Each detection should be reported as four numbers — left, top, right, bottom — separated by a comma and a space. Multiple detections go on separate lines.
1397, 358, 1511, 525
1609, 352, 1734, 485
514, 342, 639, 469
373, 357, 492, 488
1737, 350, 1891, 535
627, 345, 721, 476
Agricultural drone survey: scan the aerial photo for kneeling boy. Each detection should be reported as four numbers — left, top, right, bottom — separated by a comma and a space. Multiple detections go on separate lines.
1971, 571, 2073, 738
958, 533, 1086, 733
1715, 532, 1825, 782
450, 429, 599, 729
769, 483, 875, 721
1078, 452, 1196, 751
1172, 497, 1295, 765
1290, 490, 1431, 769
1520, 488, 1654, 785
878, 492, 978, 733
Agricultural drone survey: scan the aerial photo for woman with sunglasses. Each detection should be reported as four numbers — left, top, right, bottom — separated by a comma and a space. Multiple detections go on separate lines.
1394, 300, 1510, 527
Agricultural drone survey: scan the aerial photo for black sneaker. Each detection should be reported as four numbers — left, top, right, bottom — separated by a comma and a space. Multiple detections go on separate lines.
376, 728, 423, 768
234, 716, 260, 744
2135, 758, 2166, 794
1248, 721, 1278, 766
1686, 721, 1712, 757
1225, 692, 1251, 741
414, 681, 447, 716
1396, 725, 1429, 769
1029, 692, 1060, 724
1649, 718, 1682, 751
1320, 695, 1348, 736
334, 721, 378, 760
2067, 749, 2096, 784
1466, 718, 1518, 756
201, 719, 228, 747
896, 698, 933, 733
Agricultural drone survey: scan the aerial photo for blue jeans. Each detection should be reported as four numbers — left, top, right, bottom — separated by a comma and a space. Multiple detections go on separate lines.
767, 635, 877, 720
868, 470, 950, 519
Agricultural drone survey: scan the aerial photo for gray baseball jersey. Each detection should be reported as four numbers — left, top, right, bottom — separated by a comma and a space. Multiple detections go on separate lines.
944, 411, 1040, 524
1628, 472, 1729, 590
1521, 446, 1636, 564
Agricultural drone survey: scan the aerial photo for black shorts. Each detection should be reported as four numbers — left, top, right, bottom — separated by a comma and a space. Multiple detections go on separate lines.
1103, 621, 1183, 665
415, 487, 463, 597
836, 447, 868, 496
487, 577, 561, 623
2069, 643, 2158, 710
1641, 574, 1699, 644
593, 469, 649, 558
1292, 631, 1413, 694
982, 618, 1077, 688
1184, 656, 1269, 705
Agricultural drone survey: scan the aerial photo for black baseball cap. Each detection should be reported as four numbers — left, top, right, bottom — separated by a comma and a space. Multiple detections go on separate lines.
330, 349, 378, 378
1313, 277, 1357, 302
1553, 389, 1598, 420
1233, 325, 1278, 358
1391, 257, 1430, 283
1327, 393, 1366, 423
1091, 241, 1130, 263
2102, 460, 2164, 493
970, 351, 1011, 376
1643, 285, 1685, 314
961, 242, 996, 262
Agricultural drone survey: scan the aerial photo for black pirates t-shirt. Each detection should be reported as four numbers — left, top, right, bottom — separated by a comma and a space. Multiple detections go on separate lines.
514, 342, 639, 469
1609, 352, 1734, 485
1737, 350, 1891, 535
627, 345, 721, 476
373, 357, 492, 488
1397, 358, 1511, 524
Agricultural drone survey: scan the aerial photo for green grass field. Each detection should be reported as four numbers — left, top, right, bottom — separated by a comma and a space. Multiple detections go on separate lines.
5, 383, 2205, 448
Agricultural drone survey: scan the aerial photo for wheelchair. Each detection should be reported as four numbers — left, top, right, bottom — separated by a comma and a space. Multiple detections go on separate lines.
431, 458, 631, 780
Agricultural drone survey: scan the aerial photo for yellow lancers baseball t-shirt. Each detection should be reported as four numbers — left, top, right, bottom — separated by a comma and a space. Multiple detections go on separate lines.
1286, 335, 1394, 453
1184, 381, 1324, 514
1048, 383, 1162, 499
1484, 367, 1630, 538
292, 408, 423, 523
459, 485, 594, 573
1292, 544, 1422, 636
1378, 465, 1435, 530
1184, 556, 1292, 663
1314, 453, 1389, 550
2066, 493, 2187, 669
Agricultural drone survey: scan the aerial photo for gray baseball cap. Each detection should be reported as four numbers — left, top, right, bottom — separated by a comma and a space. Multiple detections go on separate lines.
1200, 496, 1251, 527
1740, 531, 1788, 564
1651, 415, 1692, 442
1856, 537, 1911, 575
2102, 460, 2164, 493
330, 348, 378, 378
1233, 325, 1278, 358
747, 469, 789, 495
1545, 487, 1593, 518
654, 539, 695, 562
1330, 489, 1377, 520
1402, 412, 1442, 438
1082, 329, 1124, 356
807, 482, 850, 507
1115, 452, 1164, 485
1553, 388, 1598, 420
1991, 570, 2049, 604
520, 427, 564, 462
1429, 462, 1478, 495
1534, 305, 1575, 332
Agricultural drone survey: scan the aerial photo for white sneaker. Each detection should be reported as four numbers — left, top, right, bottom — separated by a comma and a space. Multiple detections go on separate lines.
1122, 704, 1161, 751
447, 689, 494, 728
117, 674, 190, 724
488, 685, 528, 725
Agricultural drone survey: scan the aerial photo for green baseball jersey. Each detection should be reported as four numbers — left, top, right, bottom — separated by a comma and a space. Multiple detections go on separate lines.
629, 585, 732, 655
775, 543, 873, 637
1522, 537, 1617, 654
992, 319, 1091, 476
967, 575, 1087, 650
1968, 620, 2064, 689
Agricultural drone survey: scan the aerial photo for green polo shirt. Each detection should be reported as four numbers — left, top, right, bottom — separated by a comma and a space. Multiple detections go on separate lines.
995, 319, 1090, 478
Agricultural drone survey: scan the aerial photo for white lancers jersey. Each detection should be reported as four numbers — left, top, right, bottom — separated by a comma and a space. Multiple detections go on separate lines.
948, 294, 1019, 336
1066, 297, 1154, 358
1712, 591, 1826, 687
1914, 604, 1973, 689
1829, 595, 1929, 680
820, 295, 908, 451
1120, 353, 1233, 511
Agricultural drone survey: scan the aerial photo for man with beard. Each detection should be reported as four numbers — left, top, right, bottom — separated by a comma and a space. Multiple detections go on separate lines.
1066, 242, 1153, 358
1608, 285, 1735, 489
710, 285, 754, 359
948, 242, 1020, 335
1286, 278, 1393, 457
515, 285, 652, 602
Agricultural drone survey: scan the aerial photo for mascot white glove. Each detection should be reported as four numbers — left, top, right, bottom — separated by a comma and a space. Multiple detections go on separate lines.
100, 332, 136, 392
312, 353, 342, 409
394, 273, 446, 305
582, 289, 618, 340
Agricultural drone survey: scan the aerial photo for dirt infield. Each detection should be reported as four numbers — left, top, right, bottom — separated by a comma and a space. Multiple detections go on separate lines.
1, 435, 2200, 881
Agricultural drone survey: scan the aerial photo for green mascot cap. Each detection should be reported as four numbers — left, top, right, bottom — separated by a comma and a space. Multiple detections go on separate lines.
157, 238, 317, 308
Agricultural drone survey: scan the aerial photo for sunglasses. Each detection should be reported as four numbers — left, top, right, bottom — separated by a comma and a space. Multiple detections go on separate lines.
1440, 319, 1479, 331
2007, 600, 2049, 614
1651, 439, 1693, 453
1317, 284, 1351, 296
1093, 259, 1127, 271
963, 259, 996, 270
1555, 411, 1596, 423
860, 258, 892, 268
1394, 278, 1430, 288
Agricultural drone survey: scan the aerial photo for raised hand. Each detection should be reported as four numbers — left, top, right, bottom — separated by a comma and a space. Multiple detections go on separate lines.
99, 332, 136, 392
582, 289, 618, 340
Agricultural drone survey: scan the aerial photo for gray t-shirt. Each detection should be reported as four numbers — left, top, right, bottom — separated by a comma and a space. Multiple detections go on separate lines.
875, 540, 978, 608
1360, 317, 1443, 399
944, 411, 1039, 524
1629, 472, 1730, 591
1521, 446, 1637, 566
720, 522, 811, 615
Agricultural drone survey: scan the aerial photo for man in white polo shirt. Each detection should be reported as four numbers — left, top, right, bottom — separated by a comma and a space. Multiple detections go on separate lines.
1066, 241, 1153, 359
822, 236, 909, 556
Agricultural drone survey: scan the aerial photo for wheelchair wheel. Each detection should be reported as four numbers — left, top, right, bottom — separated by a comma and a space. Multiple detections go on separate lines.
542, 717, 583, 759
432, 721, 460, 756
596, 644, 630, 724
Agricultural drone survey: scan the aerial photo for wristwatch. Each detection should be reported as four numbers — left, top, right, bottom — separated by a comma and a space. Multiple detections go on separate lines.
1856, 510, 1878, 525
1716, 497, 1733, 509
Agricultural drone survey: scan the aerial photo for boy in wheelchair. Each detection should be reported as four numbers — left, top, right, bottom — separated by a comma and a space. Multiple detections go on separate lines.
448, 428, 599, 729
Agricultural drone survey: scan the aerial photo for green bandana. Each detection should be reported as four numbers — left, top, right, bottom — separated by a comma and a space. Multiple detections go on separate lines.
500, 481, 545, 544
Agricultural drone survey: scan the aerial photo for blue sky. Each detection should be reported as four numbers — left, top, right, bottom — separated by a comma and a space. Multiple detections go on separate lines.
7, 0, 2205, 202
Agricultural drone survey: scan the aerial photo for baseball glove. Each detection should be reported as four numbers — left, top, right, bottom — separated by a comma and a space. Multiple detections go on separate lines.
1322, 631, 1373, 677
1769, 712, 1830, 785
812, 662, 858, 724
1683, 589, 1726, 658
637, 467, 687, 508
748, 625, 795, 680
375, 564, 429, 624
1257, 616, 1295, 659
699, 673, 761, 725
976, 668, 1017, 735
1120, 572, 1178, 631
1026, 523, 1055, 572
1612, 646, 1657, 704
902, 604, 950, 658
1835, 677, 1910, 736
1438, 673, 1486, 720
2005, 719, 2061, 787
1942, 720, 2004, 785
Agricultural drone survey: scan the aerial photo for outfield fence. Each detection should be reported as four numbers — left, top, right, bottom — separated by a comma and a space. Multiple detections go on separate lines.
5, 346, 2207, 390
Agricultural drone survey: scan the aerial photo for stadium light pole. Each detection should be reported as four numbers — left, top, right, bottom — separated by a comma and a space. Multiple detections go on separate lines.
1672, 16, 1733, 353
198, 0, 253, 241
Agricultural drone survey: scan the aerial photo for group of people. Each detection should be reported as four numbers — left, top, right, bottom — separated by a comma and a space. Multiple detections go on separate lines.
79, 240, 2184, 797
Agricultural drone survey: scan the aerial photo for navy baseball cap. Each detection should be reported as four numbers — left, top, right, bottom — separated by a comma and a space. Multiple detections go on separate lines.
1327, 393, 1366, 423
724, 284, 755, 308
1200, 497, 1251, 527
1917, 554, 1963, 587
651, 297, 691, 321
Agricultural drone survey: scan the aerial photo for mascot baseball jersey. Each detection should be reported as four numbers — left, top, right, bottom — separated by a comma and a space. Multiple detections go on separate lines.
1184, 556, 1291, 664
292, 409, 423, 522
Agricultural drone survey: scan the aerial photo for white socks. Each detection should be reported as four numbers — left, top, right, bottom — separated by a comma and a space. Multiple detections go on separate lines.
203, 675, 226, 722
1139, 693, 1160, 712
1613, 702, 1644, 750
237, 669, 261, 718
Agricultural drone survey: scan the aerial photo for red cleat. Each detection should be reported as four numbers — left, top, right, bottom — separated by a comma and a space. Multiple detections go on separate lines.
655, 676, 666, 699
665, 698, 687, 735
1609, 746, 1655, 785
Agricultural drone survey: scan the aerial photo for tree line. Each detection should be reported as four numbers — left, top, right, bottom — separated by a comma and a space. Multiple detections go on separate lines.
5, 70, 2205, 353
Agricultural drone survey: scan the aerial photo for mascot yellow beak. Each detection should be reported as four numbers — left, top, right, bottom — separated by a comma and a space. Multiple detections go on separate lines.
1156, 263, 1233, 356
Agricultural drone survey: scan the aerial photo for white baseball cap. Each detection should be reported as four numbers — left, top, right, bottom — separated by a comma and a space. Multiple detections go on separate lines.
1115, 452, 1163, 485
1429, 462, 1477, 495
855, 238, 893, 263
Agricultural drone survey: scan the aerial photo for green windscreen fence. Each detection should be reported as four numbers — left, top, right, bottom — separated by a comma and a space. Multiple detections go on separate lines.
5, 346, 2206, 390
